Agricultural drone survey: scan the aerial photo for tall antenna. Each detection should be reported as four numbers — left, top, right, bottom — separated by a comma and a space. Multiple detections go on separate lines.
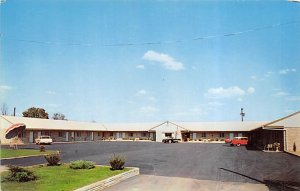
240, 108, 245, 122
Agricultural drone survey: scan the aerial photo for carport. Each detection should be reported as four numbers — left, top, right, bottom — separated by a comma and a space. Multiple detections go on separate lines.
249, 127, 285, 151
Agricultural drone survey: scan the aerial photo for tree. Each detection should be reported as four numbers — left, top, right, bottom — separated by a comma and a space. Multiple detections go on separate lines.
1, 103, 8, 115
52, 113, 66, 120
22, 107, 49, 119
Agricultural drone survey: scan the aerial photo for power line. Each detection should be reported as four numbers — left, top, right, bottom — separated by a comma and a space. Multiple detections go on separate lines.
1, 20, 300, 47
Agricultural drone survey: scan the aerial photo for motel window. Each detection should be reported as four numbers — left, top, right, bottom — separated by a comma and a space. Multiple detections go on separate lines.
76, 132, 81, 137
201, 132, 206, 137
87, 132, 91, 137
142, 132, 147, 137
129, 133, 133, 137
58, 132, 63, 137
219, 133, 225, 138
110, 132, 113, 137
98, 132, 101, 136
165, 133, 172, 137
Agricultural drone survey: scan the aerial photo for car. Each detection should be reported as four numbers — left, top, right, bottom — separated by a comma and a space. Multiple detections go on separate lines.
225, 138, 232, 143
35, 136, 53, 145
230, 137, 248, 146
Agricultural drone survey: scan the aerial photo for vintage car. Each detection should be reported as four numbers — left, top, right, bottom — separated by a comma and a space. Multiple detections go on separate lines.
35, 136, 53, 145
230, 137, 248, 146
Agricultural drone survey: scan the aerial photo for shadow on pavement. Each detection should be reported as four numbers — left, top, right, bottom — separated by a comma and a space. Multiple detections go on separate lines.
220, 168, 300, 191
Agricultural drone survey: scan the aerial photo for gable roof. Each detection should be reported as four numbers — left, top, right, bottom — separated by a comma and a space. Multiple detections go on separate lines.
262, 111, 300, 128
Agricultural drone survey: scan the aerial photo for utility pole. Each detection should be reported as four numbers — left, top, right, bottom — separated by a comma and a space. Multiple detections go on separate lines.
240, 108, 245, 122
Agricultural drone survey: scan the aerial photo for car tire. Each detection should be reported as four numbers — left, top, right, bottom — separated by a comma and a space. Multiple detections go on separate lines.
237, 143, 241, 147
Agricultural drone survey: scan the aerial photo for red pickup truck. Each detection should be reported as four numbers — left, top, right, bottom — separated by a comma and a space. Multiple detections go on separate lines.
230, 137, 248, 146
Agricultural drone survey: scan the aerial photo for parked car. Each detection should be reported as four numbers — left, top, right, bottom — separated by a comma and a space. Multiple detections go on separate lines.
35, 136, 53, 145
230, 137, 248, 146
225, 138, 232, 143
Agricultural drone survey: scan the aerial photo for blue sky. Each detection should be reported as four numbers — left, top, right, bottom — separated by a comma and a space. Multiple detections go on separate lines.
1, 0, 300, 122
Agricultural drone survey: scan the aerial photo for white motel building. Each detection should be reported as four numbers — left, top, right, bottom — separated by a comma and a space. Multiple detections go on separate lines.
1, 111, 300, 153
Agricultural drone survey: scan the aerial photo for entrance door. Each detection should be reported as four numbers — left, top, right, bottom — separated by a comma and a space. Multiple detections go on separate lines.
116, 132, 121, 139
29, 131, 34, 143
229, 133, 234, 140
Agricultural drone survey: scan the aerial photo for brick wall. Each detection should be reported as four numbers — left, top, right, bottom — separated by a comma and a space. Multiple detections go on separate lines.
286, 128, 300, 152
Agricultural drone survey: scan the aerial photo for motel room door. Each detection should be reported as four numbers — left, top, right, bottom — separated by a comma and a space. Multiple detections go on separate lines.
229, 133, 234, 140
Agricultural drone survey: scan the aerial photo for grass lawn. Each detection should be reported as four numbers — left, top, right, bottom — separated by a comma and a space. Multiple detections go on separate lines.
1, 165, 128, 191
0, 148, 57, 159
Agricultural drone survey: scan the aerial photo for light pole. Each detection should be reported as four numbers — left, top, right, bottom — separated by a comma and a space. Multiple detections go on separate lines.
240, 108, 245, 122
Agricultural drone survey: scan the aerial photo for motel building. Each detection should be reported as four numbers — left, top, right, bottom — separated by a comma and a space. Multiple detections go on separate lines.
1, 111, 300, 153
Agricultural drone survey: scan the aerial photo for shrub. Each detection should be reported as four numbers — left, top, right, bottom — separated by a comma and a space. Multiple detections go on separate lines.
44, 152, 61, 166
109, 155, 125, 170
5, 165, 37, 182
40, 145, 45, 152
293, 142, 297, 152
69, 160, 95, 169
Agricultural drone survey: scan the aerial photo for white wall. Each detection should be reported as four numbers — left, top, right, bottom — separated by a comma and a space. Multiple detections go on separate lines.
154, 122, 183, 142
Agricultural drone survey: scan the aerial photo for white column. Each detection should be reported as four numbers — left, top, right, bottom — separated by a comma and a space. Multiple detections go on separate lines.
66, 132, 69, 142
91, 132, 94, 141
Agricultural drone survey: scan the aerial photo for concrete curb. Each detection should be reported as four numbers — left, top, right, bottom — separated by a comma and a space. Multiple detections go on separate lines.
75, 167, 139, 191
1, 151, 59, 160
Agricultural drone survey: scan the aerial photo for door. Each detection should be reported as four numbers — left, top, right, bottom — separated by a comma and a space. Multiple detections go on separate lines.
66, 132, 69, 142
29, 131, 34, 143
229, 133, 234, 140
116, 132, 121, 139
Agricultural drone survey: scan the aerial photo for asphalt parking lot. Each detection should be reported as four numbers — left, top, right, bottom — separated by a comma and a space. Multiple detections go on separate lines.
2, 142, 300, 190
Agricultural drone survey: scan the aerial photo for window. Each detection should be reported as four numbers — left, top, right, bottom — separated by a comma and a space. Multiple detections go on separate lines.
76, 132, 81, 137
165, 133, 172, 137
58, 132, 63, 137
129, 133, 134, 137
219, 133, 225, 138
98, 132, 101, 136
87, 132, 91, 137
201, 132, 206, 137
142, 132, 147, 137
110, 132, 113, 137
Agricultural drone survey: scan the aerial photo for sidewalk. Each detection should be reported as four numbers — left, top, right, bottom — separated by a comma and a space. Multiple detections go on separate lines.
104, 175, 269, 191
0, 165, 8, 173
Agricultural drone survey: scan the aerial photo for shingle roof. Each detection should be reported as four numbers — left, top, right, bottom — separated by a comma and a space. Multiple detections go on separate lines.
0, 115, 268, 132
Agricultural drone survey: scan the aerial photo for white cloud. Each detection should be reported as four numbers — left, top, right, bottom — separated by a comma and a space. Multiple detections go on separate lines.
247, 87, 255, 94
273, 91, 289, 97
279, 68, 297, 75
148, 97, 157, 102
142, 50, 184, 71
46, 90, 57, 95
250, 75, 257, 80
44, 103, 60, 108
136, 89, 147, 96
136, 65, 145, 69
205, 86, 246, 99
140, 106, 159, 113
286, 96, 300, 101
237, 98, 243, 102
208, 101, 224, 106
0, 85, 13, 91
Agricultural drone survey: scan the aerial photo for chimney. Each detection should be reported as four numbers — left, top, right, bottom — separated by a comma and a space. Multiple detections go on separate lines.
13, 107, 16, 116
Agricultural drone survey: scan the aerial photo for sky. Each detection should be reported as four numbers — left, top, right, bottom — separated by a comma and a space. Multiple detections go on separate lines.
1, 0, 300, 123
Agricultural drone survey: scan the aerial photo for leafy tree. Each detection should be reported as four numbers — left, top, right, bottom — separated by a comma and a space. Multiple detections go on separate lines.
22, 107, 49, 119
52, 113, 66, 120
1, 103, 8, 115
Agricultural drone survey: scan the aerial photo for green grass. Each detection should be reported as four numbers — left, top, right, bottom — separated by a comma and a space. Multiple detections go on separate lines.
1, 165, 129, 191
0, 149, 57, 159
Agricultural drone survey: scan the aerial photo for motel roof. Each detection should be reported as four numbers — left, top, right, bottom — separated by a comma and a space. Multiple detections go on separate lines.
0, 115, 269, 132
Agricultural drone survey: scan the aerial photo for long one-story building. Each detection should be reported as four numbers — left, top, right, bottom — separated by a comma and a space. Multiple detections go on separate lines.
1, 111, 299, 153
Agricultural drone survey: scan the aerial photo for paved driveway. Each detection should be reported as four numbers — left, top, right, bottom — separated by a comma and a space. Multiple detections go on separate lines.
2, 142, 300, 190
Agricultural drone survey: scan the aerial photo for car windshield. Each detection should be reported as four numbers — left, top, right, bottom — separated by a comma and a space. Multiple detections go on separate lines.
41, 136, 50, 139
